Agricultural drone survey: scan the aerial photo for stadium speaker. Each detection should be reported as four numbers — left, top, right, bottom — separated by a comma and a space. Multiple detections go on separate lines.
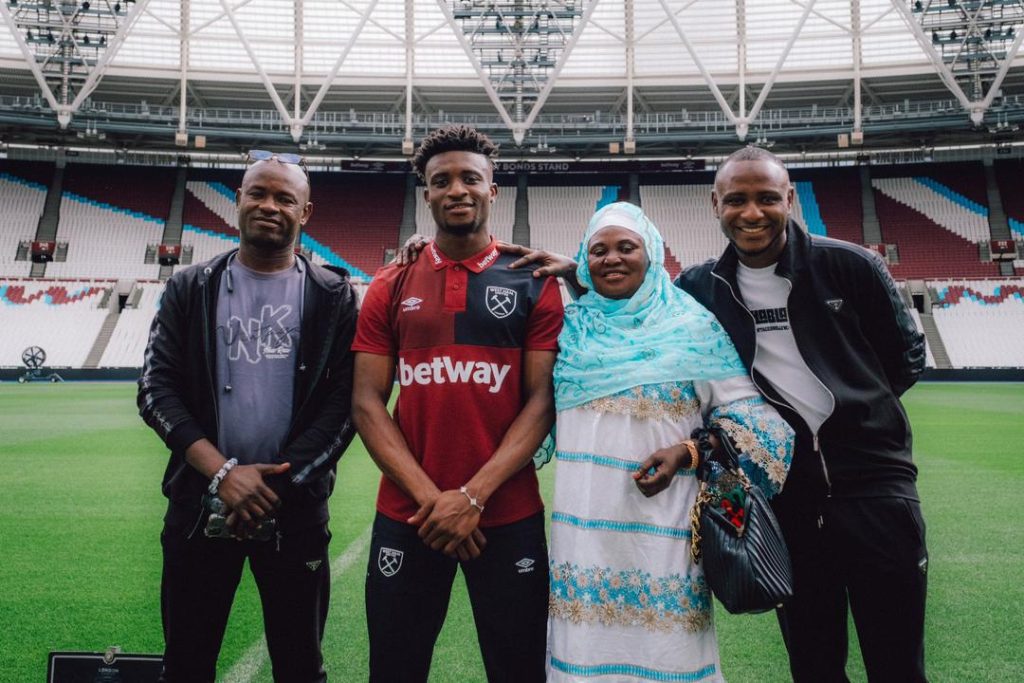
609, 142, 620, 154
990, 239, 1018, 261
175, 131, 188, 147
30, 240, 56, 263
195, 135, 207, 149
623, 139, 636, 155
837, 133, 849, 148
851, 130, 864, 145
402, 139, 415, 155
158, 244, 181, 266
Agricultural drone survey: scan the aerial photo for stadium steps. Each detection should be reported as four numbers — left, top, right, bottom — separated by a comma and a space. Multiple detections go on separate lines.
860, 166, 882, 244
918, 313, 952, 369
37, 164, 63, 242
983, 164, 1012, 240
513, 173, 529, 247
162, 167, 188, 245
83, 306, 121, 369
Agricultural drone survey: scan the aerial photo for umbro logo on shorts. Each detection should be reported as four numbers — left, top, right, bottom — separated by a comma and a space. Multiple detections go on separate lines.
305, 560, 322, 572
515, 557, 535, 574
825, 298, 844, 312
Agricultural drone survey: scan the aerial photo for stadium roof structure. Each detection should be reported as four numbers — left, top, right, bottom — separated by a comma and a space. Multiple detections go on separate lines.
1, 0, 1024, 161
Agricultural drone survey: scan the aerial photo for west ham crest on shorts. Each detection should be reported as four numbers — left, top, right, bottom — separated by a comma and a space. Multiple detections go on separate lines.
378, 547, 404, 577
486, 286, 517, 319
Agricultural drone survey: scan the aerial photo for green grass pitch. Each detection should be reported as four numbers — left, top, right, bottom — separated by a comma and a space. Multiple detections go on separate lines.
1, 382, 1021, 682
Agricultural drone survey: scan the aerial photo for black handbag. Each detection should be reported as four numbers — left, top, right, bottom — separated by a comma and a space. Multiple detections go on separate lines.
689, 427, 794, 615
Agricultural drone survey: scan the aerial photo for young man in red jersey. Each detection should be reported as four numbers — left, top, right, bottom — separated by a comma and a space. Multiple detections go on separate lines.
352, 125, 563, 682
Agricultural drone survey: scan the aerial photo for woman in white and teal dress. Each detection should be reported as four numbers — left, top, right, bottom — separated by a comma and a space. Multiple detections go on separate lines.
547, 202, 794, 683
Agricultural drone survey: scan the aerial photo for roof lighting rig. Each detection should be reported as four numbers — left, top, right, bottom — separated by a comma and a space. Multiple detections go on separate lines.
1, 0, 141, 127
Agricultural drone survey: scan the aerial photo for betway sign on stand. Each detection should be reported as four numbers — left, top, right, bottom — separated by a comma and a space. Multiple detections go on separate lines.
399, 357, 511, 394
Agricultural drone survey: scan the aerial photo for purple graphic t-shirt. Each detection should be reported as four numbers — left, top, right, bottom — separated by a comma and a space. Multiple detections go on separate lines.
215, 258, 303, 464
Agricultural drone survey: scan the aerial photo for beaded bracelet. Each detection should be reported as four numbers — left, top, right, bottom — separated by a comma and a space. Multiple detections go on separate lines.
207, 458, 238, 495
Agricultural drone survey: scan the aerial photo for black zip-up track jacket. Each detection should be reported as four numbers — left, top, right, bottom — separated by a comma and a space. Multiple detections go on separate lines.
676, 221, 926, 503
138, 249, 359, 531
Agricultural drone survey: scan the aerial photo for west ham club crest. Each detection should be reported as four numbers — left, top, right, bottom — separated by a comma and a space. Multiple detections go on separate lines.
486, 286, 517, 319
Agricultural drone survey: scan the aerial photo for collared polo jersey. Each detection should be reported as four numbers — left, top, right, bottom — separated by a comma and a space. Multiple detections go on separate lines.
353, 237, 564, 526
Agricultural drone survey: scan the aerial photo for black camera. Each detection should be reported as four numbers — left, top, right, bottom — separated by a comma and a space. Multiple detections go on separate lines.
202, 495, 276, 541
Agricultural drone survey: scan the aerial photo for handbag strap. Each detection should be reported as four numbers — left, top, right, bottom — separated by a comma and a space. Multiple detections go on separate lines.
688, 426, 754, 563
689, 481, 714, 563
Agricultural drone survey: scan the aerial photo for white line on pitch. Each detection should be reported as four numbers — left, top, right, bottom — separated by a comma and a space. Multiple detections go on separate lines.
221, 525, 372, 683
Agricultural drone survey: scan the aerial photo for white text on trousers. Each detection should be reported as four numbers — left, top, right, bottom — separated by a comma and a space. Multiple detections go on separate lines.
398, 357, 511, 394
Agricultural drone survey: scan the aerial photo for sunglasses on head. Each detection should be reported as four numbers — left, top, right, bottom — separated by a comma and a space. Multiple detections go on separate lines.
246, 149, 309, 177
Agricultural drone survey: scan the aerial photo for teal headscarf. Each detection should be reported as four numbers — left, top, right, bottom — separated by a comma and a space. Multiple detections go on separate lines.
554, 202, 746, 410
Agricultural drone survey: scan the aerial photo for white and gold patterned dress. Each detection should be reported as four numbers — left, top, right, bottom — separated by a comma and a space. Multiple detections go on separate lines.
547, 377, 793, 683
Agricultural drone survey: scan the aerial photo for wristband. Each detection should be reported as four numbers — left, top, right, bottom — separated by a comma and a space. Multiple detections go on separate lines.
459, 485, 485, 514
208, 458, 238, 495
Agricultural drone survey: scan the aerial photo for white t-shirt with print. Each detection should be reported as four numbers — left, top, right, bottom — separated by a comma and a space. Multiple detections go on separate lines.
735, 262, 832, 434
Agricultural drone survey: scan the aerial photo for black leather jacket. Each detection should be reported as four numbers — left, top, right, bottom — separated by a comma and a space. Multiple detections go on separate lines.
676, 221, 926, 503
138, 249, 359, 532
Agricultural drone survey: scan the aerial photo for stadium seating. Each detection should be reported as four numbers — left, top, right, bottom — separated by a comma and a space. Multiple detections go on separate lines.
638, 184, 722, 274
0, 278, 111, 368
528, 185, 616, 261
303, 172, 404, 280
0, 156, 1021, 370
183, 169, 241, 265
45, 164, 175, 280
930, 279, 1024, 368
0, 170, 48, 278
185, 169, 390, 280
789, 167, 866, 245
97, 281, 164, 368
993, 160, 1024, 272
872, 165, 999, 279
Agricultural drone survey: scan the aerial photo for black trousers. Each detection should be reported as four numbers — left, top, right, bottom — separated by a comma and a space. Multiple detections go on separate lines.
159, 521, 331, 683
365, 511, 548, 683
774, 496, 929, 683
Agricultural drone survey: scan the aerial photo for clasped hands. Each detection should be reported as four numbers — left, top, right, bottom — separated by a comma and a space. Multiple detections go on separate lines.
216, 462, 290, 539
408, 489, 488, 561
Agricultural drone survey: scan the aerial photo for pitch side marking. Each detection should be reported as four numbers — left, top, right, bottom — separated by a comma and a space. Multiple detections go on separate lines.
221, 525, 373, 683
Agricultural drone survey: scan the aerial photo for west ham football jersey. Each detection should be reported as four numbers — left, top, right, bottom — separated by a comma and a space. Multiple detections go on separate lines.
353, 237, 564, 527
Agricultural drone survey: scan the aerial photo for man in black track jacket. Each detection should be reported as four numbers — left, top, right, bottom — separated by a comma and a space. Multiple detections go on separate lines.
677, 146, 928, 683
138, 152, 358, 683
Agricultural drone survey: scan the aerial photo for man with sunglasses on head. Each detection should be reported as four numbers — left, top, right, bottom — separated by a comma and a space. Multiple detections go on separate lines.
138, 150, 358, 683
